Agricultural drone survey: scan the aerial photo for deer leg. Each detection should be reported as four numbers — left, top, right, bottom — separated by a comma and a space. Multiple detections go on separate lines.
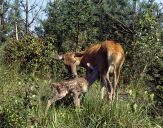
106, 66, 114, 101
113, 60, 124, 99
45, 91, 68, 114
116, 58, 124, 88
73, 92, 81, 108
101, 74, 113, 101
112, 65, 116, 99
101, 78, 106, 99
106, 78, 113, 101
100, 68, 113, 100
101, 86, 105, 99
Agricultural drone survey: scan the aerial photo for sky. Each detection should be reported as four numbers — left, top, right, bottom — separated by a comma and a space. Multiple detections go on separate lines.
155, 0, 163, 3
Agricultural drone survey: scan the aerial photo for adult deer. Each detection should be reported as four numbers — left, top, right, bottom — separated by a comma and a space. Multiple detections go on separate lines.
55, 40, 124, 100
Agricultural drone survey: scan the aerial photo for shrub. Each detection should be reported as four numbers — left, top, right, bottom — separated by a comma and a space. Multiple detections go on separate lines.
146, 55, 163, 116
2, 36, 67, 79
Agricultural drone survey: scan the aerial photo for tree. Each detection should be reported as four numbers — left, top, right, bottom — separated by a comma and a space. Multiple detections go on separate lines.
20, 0, 45, 35
15, 0, 21, 40
0, 0, 4, 43
0, 0, 4, 25
62, 0, 97, 50
25, 0, 29, 34
0, 0, 12, 43
43, 0, 97, 52
3, 0, 23, 39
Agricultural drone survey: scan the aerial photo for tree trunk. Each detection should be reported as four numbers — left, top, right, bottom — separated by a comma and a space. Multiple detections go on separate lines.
130, 0, 137, 78
0, 14, 2, 25
0, 1, 4, 43
26, 0, 29, 34
76, 16, 79, 51
15, 21, 19, 40
132, 0, 137, 47
15, 0, 19, 40
0, 1, 4, 26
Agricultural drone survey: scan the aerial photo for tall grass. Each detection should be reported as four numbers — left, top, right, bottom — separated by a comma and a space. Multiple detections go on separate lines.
0, 48, 162, 128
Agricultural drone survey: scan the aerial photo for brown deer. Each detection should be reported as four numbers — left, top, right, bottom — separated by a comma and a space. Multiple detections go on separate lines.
45, 63, 96, 113
54, 40, 125, 100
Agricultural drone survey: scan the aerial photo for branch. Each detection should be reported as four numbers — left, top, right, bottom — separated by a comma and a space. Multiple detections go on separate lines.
28, 0, 38, 12
106, 12, 134, 34
28, 0, 45, 26
96, 0, 134, 34
20, 0, 26, 11
111, 25, 130, 35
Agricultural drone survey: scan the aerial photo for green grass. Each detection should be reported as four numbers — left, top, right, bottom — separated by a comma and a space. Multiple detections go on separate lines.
0, 49, 162, 128
26, 84, 154, 128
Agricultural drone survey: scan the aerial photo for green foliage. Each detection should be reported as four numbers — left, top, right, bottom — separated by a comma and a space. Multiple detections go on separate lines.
2, 35, 74, 80
3, 36, 55, 76
146, 55, 163, 115
43, 0, 97, 51
122, 0, 162, 83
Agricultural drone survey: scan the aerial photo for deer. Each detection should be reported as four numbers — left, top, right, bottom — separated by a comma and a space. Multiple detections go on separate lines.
45, 63, 96, 113
54, 40, 125, 101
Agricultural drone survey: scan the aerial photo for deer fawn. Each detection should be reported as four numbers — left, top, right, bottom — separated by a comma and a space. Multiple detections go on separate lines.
45, 63, 95, 113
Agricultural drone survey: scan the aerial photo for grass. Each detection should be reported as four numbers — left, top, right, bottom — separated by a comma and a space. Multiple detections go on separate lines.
0, 49, 162, 128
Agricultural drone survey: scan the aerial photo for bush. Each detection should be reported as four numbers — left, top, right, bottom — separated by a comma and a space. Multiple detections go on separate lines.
2, 36, 68, 79
0, 99, 27, 128
3, 36, 54, 75
146, 55, 163, 116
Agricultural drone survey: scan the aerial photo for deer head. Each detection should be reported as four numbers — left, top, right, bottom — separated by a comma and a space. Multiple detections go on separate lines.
53, 52, 83, 78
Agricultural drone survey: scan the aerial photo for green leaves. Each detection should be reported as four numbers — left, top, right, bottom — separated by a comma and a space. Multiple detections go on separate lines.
43, 0, 97, 51
3, 36, 56, 76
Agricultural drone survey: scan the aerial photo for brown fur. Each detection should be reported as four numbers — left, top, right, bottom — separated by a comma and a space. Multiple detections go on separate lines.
45, 77, 88, 113
56, 40, 125, 100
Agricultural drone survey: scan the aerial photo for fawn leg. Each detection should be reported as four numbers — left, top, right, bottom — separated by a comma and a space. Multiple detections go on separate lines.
73, 92, 81, 108
45, 91, 67, 114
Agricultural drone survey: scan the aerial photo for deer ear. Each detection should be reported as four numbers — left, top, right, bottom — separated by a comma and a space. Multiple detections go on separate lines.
74, 52, 84, 57
58, 55, 64, 60
52, 54, 64, 60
